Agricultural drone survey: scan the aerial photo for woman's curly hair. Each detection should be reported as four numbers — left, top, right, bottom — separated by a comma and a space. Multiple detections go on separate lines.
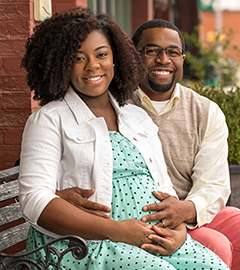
21, 6, 145, 106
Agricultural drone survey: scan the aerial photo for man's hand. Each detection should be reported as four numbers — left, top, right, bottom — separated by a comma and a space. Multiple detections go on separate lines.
141, 191, 197, 229
56, 187, 112, 219
141, 222, 187, 256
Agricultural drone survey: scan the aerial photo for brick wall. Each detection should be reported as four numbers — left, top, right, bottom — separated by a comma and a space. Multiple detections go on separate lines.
0, 0, 33, 170
0, 0, 87, 170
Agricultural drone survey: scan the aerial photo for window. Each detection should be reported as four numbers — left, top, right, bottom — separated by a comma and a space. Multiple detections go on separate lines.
88, 0, 131, 36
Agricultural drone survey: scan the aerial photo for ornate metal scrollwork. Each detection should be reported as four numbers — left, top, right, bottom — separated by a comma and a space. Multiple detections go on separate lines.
0, 235, 88, 270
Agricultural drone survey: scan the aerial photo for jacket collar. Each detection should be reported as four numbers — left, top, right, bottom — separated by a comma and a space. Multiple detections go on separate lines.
63, 86, 131, 125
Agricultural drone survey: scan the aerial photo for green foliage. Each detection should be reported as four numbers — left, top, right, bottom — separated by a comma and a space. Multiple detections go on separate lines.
191, 84, 240, 165
181, 28, 240, 164
182, 27, 240, 87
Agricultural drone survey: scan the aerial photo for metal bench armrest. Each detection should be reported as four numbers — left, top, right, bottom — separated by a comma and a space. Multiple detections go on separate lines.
0, 235, 88, 270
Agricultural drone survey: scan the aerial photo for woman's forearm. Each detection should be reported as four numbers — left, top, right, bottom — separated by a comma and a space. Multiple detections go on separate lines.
37, 197, 117, 240
37, 197, 154, 247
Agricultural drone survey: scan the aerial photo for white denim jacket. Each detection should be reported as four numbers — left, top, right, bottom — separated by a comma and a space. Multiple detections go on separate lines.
19, 87, 177, 238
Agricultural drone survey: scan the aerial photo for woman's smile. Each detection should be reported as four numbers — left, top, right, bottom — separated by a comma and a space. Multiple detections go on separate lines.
82, 75, 105, 84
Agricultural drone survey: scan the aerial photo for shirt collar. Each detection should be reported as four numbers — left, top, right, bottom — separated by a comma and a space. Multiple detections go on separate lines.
135, 83, 180, 115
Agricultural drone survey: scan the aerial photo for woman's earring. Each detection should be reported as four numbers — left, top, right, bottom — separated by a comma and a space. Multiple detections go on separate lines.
113, 64, 115, 67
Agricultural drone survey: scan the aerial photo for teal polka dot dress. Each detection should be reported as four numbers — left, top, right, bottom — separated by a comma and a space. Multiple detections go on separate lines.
26, 132, 229, 269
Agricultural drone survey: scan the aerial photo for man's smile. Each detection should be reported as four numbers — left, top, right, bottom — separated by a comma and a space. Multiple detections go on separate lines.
152, 70, 171, 76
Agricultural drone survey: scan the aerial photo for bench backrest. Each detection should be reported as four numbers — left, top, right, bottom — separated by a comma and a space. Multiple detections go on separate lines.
0, 166, 29, 253
0, 166, 88, 270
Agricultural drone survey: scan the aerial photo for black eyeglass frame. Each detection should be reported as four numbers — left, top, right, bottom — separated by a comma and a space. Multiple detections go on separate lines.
138, 46, 184, 59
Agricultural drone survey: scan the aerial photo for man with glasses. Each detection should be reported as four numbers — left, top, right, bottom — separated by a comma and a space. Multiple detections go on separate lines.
130, 19, 240, 270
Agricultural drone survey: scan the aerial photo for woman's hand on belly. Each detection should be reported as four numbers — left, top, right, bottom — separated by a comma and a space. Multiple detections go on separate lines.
108, 219, 155, 247
140, 222, 187, 256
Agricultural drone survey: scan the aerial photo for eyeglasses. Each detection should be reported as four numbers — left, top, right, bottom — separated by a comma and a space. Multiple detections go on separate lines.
138, 46, 184, 59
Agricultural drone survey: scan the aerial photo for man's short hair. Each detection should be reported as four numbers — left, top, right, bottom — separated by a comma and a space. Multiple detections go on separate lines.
132, 19, 185, 51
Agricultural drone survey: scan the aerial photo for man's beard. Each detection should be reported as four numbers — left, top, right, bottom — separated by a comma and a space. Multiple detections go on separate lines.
148, 73, 175, 93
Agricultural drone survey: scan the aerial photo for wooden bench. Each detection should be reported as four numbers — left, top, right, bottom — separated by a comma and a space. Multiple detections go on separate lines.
0, 166, 88, 270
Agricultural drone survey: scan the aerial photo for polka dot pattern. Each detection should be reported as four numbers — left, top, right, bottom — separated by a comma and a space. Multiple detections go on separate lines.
26, 132, 229, 269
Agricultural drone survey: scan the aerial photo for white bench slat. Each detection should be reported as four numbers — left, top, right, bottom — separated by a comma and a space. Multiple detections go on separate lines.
0, 180, 19, 203
0, 202, 22, 226
0, 166, 19, 182
0, 222, 30, 251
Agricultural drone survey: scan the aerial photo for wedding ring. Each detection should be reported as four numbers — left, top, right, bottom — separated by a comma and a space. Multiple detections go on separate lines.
160, 220, 166, 228
156, 252, 161, 256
